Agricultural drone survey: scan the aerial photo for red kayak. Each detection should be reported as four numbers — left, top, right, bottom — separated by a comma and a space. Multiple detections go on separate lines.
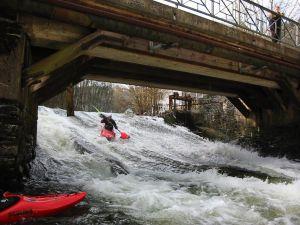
100, 129, 116, 141
0, 192, 86, 224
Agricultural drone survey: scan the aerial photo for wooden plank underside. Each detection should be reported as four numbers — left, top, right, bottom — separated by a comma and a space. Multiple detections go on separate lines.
84, 74, 238, 97
85, 46, 280, 89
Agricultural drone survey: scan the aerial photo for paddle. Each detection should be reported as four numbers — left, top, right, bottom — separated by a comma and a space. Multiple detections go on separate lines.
92, 105, 101, 114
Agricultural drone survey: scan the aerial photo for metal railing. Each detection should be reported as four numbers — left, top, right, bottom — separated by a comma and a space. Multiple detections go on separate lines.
155, 0, 300, 47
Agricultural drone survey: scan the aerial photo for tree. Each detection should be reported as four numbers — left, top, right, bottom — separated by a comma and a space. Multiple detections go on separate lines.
43, 80, 113, 112
112, 86, 132, 113
74, 80, 113, 112
129, 86, 166, 115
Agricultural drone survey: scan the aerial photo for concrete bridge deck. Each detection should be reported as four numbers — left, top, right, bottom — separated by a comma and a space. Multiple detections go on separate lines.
0, 0, 300, 180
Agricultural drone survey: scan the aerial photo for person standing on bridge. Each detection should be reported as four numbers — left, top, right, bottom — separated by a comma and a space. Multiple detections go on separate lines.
268, 5, 284, 43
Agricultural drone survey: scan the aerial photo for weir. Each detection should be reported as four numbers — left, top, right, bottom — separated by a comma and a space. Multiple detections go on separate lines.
0, 0, 300, 180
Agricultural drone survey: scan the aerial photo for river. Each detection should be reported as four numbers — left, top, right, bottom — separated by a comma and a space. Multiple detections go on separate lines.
20, 107, 300, 225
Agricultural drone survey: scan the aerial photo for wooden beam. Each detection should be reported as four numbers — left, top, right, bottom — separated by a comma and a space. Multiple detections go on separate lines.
85, 46, 280, 89
87, 58, 259, 95
30, 56, 87, 93
23, 30, 102, 80
263, 88, 287, 111
34, 57, 86, 103
66, 84, 74, 116
87, 59, 262, 93
227, 97, 251, 118
280, 77, 300, 108
240, 88, 275, 110
97, 31, 241, 72
91, 30, 281, 81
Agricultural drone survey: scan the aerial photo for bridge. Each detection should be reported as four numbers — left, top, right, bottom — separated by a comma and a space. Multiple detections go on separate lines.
0, 0, 300, 180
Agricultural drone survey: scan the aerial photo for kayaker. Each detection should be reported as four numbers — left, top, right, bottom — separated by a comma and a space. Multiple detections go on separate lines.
100, 114, 118, 132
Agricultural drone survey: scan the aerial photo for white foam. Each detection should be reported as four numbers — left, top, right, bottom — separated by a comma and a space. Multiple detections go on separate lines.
36, 107, 300, 224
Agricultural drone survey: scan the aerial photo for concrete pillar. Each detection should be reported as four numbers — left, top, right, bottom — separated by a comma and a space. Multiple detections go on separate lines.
0, 20, 37, 182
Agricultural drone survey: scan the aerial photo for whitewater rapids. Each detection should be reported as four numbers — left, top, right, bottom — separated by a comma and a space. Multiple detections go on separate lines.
25, 107, 300, 225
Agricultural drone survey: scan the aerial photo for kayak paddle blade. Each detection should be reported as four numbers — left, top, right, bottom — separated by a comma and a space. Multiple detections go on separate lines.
120, 132, 130, 139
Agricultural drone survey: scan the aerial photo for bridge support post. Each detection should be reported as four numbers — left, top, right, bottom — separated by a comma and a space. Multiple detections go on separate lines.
0, 20, 37, 183
66, 84, 74, 117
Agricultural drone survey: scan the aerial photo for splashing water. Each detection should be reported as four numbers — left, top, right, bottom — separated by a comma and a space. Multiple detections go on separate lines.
24, 107, 300, 225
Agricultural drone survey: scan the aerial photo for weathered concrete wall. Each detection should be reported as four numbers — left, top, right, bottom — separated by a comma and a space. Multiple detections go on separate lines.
0, 20, 37, 182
